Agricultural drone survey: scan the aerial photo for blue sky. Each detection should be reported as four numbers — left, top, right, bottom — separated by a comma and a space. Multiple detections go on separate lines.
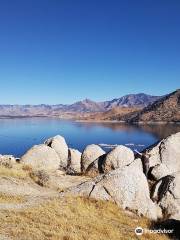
0, 0, 179, 104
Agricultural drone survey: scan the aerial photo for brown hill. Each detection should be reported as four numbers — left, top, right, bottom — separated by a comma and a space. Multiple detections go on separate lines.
126, 89, 180, 123
78, 107, 141, 121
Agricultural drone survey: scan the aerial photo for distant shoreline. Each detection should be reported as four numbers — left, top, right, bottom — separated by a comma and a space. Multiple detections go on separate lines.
76, 120, 180, 125
0, 115, 180, 125
0, 115, 49, 119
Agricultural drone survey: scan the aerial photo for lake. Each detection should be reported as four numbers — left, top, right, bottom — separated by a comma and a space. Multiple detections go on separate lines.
0, 117, 180, 157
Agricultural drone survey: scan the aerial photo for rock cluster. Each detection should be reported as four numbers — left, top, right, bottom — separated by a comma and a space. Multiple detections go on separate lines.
62, 132, 180, 223
85, 145, 134, 177
63, 165, 161, 220
3, 132, 180, 224
21, 135, 74, 172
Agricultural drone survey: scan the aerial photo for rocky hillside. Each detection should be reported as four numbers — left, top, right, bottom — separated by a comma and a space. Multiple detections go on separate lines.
0, 104, 67, 117
78, 107, 142, 121
67, 99, 105, 112
101, 93, 161, 109
0, 93, 161, 116
126, 89, 180, 123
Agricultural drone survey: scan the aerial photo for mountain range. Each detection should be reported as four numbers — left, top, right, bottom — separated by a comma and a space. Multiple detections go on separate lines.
0, 90, 179, 123
75, 90, 180, 123
0, 93, 161, 117
95, 89, 180, 123
126, 89, 180, 123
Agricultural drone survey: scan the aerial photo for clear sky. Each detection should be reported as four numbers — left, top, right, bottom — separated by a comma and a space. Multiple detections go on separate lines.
0, 0, 179, 104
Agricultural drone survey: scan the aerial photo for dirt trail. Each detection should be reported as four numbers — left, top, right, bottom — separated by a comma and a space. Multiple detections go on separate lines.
0, 174, 89, 211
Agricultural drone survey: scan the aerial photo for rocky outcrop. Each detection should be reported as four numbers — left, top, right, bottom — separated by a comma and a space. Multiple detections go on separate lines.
44, 135, 68, 169
146, 132, 180, 178
61, 165, 161, 220
81, 145, 105, 172
21, 144, 60, 171
7, 131, 180, 224
67, 148, 81, 174
151, 172, 180, 221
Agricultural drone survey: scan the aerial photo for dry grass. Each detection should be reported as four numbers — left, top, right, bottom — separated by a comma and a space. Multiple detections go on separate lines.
22, 164, 33, 172
0, 193, 25, 204
0, 196, 169, 240
0, 164, 171, 240
0, 164, 48, 185
0, 164, 29, 179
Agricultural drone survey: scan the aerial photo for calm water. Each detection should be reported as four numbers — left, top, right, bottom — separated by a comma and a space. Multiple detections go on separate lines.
0, 117, 180, 157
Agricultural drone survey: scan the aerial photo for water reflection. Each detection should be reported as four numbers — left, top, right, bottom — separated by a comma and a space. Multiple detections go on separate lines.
75, 122, 180, 140
0, 118, 179, 157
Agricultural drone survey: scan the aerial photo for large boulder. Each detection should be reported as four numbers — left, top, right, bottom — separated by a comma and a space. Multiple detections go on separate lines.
151, 172, 180, 221
67, 148, 81, 174
21, 144, 60, 171
44, 135, 68, 169
101, 145, 134, 174
86, 146, 136, 177
81, 144, 105, 172
62, 165, 161, 220
146, 132, 180, 176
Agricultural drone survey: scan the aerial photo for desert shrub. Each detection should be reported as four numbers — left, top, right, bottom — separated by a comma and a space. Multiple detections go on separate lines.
0, 157, 13, 168
29, 169, 49, 186
22, 164, 33, 172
